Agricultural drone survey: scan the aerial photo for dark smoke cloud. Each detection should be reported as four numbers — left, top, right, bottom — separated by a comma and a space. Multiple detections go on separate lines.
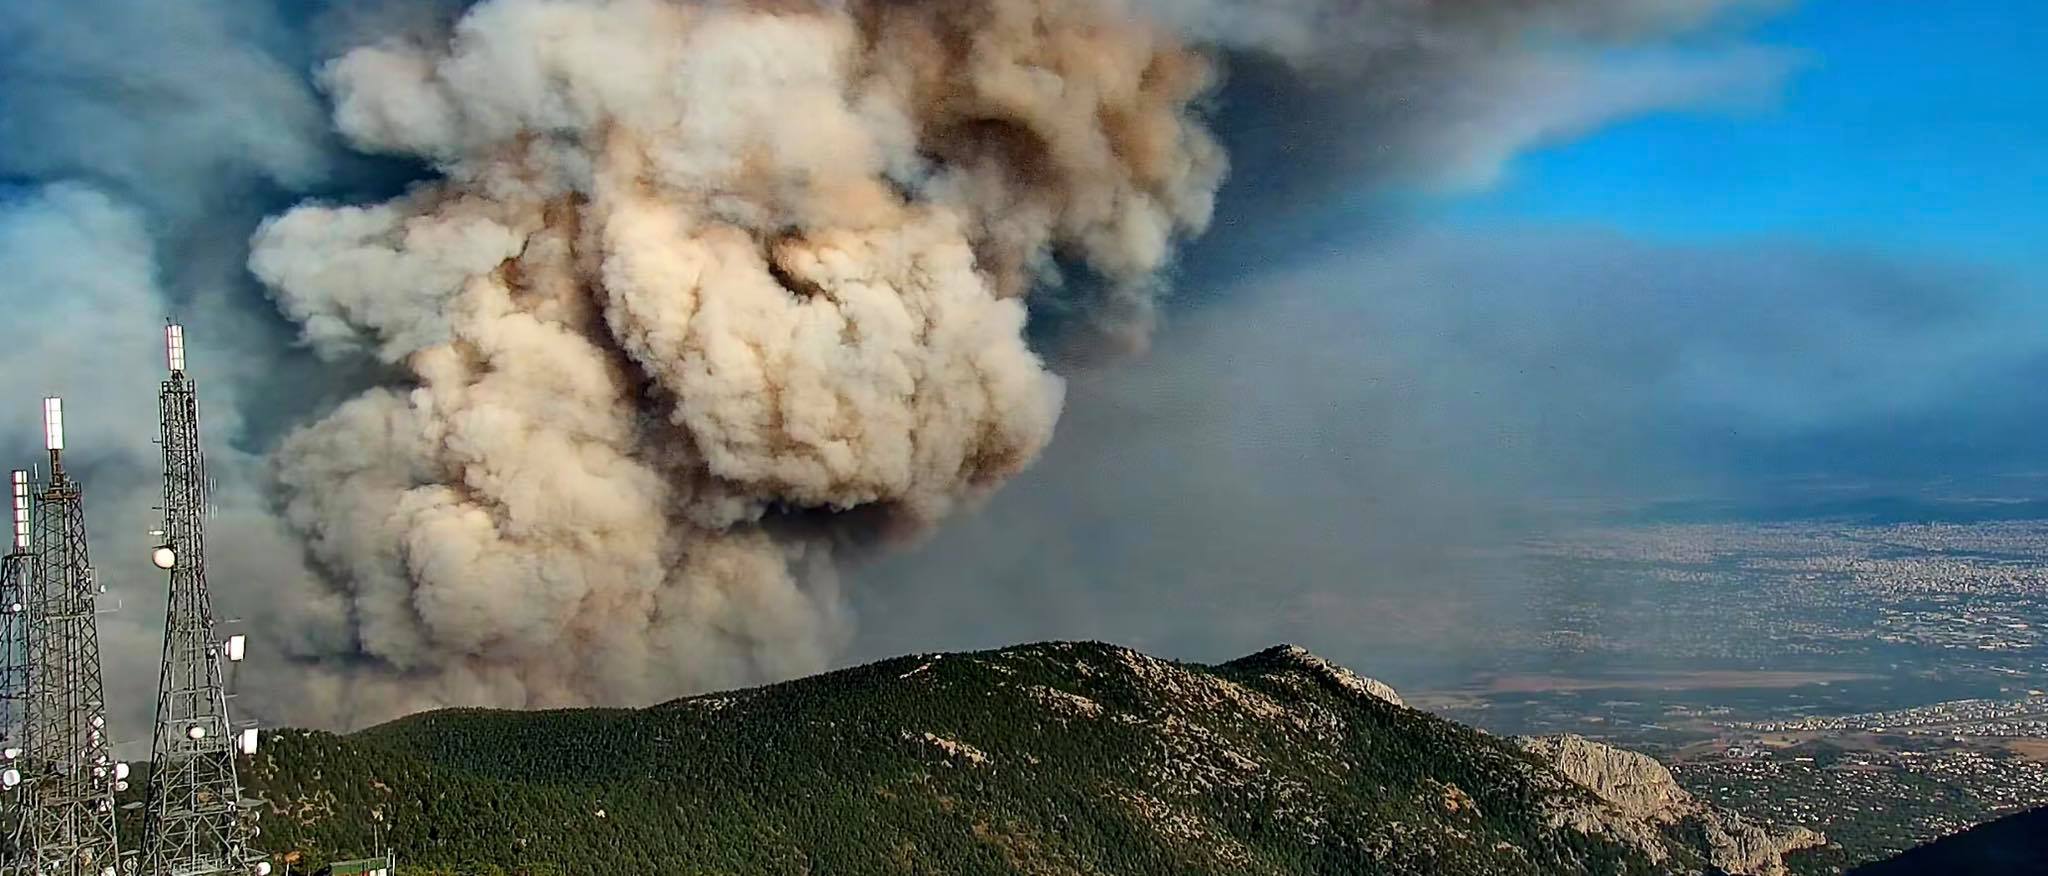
1179, 0, 1792, 206
0, 0, 1788, 730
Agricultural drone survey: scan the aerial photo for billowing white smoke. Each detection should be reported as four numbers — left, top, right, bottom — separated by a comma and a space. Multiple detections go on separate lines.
0, 0, 1781, 728
249, 0, 1225, 712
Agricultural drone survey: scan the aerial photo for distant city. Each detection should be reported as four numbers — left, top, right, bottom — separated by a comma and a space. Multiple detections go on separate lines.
1413, 517, 2048, 870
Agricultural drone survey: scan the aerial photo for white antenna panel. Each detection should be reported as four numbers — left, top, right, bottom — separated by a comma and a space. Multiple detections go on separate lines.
42, 397, 63, 451
166, 323, 187, 373
10, 470, 27, 551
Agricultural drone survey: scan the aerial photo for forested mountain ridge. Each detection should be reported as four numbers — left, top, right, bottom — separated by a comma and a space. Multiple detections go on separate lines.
241, 642, 1817, 875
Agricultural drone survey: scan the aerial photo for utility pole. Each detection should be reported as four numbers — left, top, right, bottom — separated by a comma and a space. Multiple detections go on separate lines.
20, 398, 125, 876
139, 326, 264, 876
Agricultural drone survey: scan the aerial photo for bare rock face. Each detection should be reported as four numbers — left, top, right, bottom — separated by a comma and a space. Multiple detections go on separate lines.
1518, 735, 1825, 876
1254, 644, 1406, 707
1519, 735, 1689, 821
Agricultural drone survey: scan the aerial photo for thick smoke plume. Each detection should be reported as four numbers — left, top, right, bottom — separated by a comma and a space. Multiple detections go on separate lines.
252, 0, 1227, 711
4, 0, 1779, 728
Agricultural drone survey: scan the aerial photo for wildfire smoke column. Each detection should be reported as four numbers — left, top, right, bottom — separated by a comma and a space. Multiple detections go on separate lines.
251, 0, 1225, 718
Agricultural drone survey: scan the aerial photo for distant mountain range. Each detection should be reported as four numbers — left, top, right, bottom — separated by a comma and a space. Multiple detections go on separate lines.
1850, 805, 2048, 875
242, 642, 1825, 875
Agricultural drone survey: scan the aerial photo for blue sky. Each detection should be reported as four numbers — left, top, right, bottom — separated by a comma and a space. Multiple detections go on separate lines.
1450, 0, 2048, 267
1148, 0, 2048, 511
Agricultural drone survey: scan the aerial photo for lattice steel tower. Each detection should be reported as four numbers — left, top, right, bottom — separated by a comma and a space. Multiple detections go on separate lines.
139, 326, 261, 876
2, 470, 35, 870
21, 398, 125, 876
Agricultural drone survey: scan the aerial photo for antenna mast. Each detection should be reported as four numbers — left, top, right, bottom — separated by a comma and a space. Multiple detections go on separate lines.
20, 398, 125, 875
2, 470, 34, 868
139, 326, 263, 876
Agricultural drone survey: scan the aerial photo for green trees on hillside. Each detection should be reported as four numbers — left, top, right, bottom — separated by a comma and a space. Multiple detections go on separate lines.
242, 643, 1667, 875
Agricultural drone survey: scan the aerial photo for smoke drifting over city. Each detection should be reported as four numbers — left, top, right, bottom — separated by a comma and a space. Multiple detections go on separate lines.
0, 0, 1786, 727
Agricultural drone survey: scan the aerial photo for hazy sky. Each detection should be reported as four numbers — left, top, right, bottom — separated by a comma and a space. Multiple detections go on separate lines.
844, 0, 2048, 676
1437, 0, 2048, 483
1204, 0, 2048, 490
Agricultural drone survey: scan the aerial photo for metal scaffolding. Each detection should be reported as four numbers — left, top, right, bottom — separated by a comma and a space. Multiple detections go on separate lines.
139, 326, 261, 876
20, 399, 125, 876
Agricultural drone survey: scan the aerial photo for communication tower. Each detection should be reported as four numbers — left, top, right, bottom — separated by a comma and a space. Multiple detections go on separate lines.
20, 398, 125, 876
2, 471, 35, 868
138, 326, 264, 876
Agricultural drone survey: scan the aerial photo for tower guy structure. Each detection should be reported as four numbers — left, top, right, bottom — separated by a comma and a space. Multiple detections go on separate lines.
139, 325, 262, 876
19, 398, 125, 876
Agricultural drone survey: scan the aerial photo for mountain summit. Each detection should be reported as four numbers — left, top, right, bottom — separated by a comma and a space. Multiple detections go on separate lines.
246, 642, 1818, 874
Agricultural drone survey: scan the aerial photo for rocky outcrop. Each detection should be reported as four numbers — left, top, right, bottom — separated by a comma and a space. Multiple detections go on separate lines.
1519, 735, 1691, 821
1519, 735, 1825, 876
1707, 820, 1829, 876
1236, 644, 1405, 707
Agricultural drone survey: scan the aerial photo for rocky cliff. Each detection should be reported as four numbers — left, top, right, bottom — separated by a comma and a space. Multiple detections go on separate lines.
1519, 735, 1826, 876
